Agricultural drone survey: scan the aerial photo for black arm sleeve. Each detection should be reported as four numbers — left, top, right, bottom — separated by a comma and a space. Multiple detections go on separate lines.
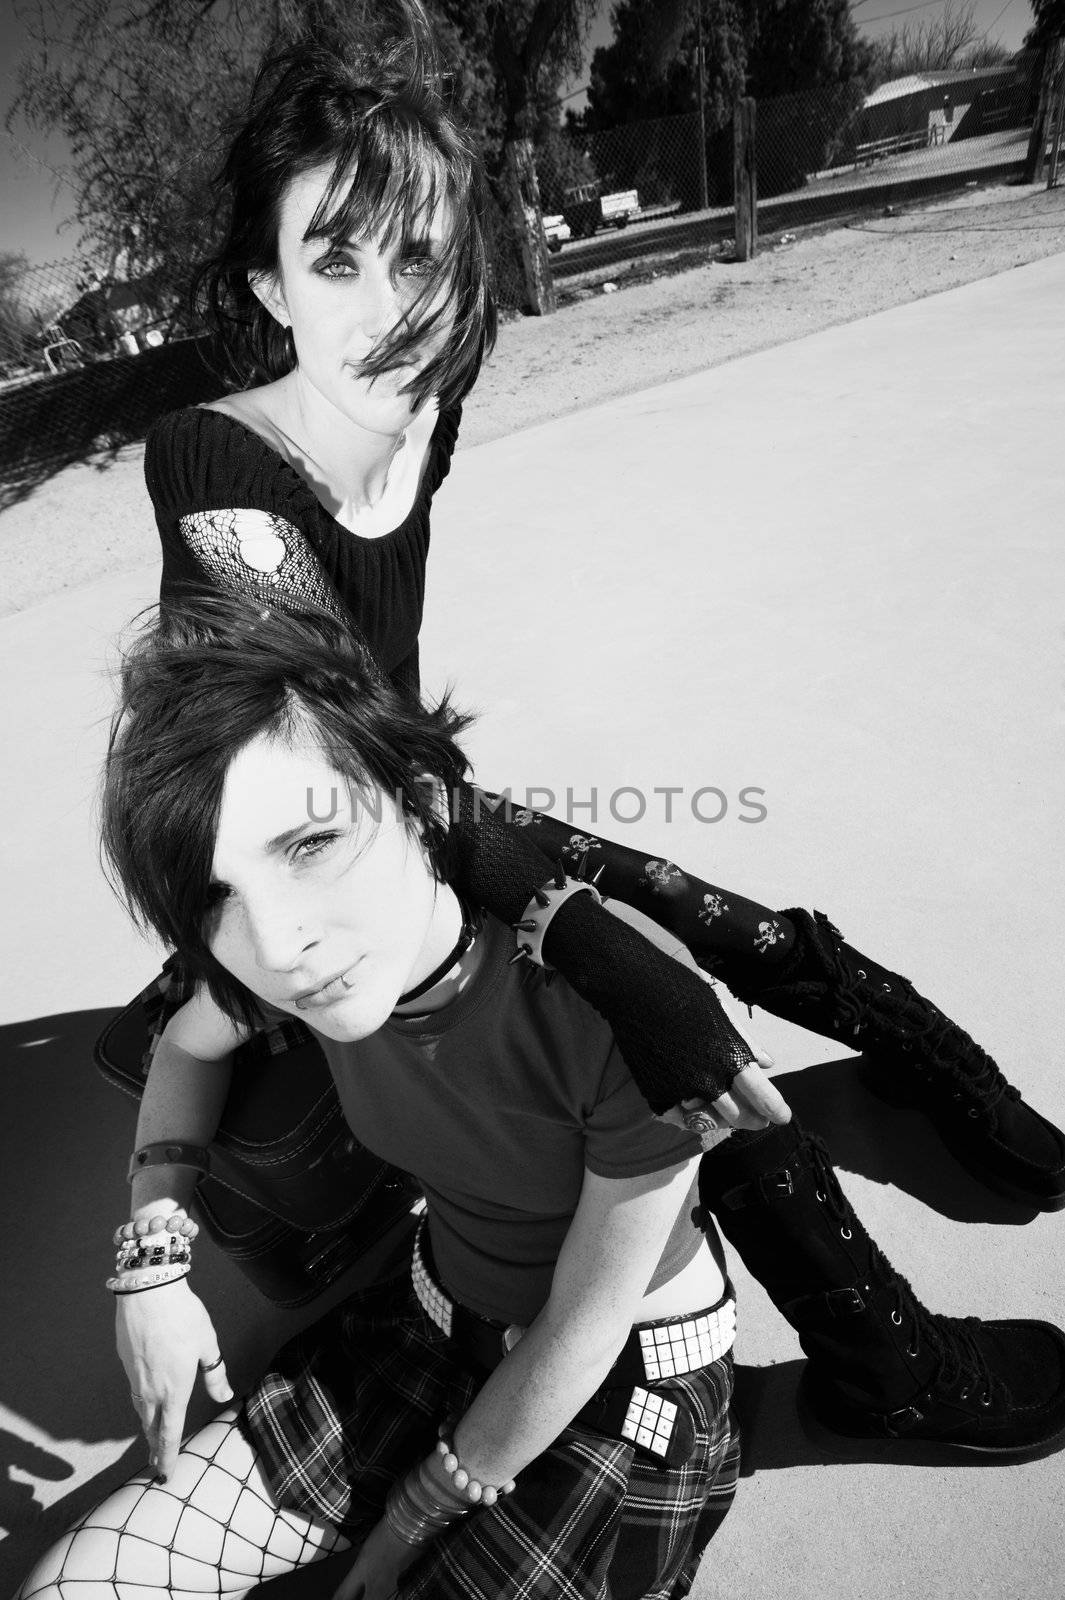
449, 785, 755, 1115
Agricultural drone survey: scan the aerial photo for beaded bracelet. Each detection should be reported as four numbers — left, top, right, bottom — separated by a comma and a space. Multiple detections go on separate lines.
107, 1262, 191, 1295
113, 1212, 199, 1245
110, 1209, 197, 1292
115, 1235, 192, 1274
435, 1426, 517, 1507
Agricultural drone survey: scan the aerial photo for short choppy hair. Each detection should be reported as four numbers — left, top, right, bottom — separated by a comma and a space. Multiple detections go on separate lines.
101, 593, 472, 1028
196, 2, 496, 410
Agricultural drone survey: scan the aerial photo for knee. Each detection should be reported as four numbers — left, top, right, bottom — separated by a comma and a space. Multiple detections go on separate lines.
17, 1523, 123, 1600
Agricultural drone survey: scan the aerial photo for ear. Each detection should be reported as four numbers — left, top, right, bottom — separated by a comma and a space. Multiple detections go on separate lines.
249, 270, 289, 329
418, 773, 450, 830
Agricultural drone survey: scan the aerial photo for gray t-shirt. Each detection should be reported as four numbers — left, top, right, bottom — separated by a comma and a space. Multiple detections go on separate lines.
313, 913, 703, 1324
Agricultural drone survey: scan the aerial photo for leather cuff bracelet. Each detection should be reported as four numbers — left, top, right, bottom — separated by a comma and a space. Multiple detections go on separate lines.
128, 1142, 212, 1182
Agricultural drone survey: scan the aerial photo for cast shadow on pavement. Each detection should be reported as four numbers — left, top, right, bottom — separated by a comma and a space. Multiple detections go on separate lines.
0, 1012, 1039, 1595
0, 1007, 304, 1593
767, 1057, 1039, 1225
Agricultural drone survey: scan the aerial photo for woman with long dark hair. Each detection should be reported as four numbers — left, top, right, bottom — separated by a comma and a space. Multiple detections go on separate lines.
129, 0, 1065, 1476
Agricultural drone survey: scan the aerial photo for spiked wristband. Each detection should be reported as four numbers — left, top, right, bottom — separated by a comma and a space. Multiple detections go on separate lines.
512, 868, 604, 969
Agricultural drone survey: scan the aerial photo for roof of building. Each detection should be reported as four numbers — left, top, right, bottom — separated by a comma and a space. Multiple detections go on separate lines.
865, 64, 1018, 108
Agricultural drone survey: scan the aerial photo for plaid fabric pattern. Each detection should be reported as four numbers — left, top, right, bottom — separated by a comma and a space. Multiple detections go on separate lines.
242, 1270, 740, 1600
140, 955, 312, 1077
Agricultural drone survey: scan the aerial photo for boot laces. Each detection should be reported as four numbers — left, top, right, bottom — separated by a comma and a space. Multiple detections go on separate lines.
908, 1309, 999, 1407
913, 1012, 1016, 1111
805, 1134, 853, 1229
806, 1135, 999, 1406
810, 914, 1013, 1113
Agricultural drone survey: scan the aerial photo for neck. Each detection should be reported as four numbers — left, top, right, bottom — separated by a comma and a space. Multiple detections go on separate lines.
269, 371, 411, 511
392, 889, 483, 1017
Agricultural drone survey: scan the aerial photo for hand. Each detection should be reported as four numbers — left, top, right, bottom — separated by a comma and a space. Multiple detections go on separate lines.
658, 1063, 790, 1146
658, 971, 791, 1138
706, 1060, 792, 1127
332, 1511, 426, 1600
116, 1277, 233, 1480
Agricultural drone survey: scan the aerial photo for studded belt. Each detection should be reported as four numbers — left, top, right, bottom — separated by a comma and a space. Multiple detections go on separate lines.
411, 1219, 737, 1468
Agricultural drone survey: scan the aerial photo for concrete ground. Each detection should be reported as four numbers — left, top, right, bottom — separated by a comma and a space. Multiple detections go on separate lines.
2, 253, 1064, 1598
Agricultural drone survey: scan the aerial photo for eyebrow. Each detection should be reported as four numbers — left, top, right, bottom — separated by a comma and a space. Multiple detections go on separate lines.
302, 230, 444, 253
264, 821, 328, 853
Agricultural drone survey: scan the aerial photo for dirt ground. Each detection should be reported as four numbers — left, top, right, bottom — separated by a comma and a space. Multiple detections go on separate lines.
3, 178, 1064, 617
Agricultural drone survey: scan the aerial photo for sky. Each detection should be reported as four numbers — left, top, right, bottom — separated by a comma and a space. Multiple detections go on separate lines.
0, 0, 1039, 272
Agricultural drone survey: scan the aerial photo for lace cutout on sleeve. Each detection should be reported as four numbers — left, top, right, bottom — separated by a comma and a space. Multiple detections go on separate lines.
178, 509, 348, 621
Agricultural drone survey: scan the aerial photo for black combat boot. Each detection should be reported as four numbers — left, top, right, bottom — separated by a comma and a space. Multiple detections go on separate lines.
700, 1120, 1065, 1453
717, 908, 1065, 1211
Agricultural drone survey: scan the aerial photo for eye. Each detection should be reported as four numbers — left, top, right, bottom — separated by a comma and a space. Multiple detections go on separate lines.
202, 882, 232, 935
400, 255, 436, 280
316, 255, 356, 279
293, 831, 338, 861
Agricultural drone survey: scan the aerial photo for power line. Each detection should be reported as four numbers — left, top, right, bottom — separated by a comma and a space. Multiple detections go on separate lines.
859, 0, 1022, 31
977, 0, 1022, 42
860, 0, 958, 26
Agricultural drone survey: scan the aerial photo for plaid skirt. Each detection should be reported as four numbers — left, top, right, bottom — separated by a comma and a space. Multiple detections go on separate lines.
242, 1269, 740, 1600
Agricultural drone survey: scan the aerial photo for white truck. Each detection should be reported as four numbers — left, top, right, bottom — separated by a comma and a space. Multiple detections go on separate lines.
561, 182, 640, 240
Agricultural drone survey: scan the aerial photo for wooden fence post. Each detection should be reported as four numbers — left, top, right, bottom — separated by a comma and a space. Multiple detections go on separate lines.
1024, 38, 1064, 184
1047, 47, 1065, 188
733, 97, 757, 261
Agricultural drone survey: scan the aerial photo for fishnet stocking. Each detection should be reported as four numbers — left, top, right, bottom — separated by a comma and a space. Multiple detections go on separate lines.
179, 510, 348, 621
17, 1409, 349, 1600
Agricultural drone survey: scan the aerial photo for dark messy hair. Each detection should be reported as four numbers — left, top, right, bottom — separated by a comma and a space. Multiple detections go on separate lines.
195, 1, 496, 410
101, 592, 472, 1029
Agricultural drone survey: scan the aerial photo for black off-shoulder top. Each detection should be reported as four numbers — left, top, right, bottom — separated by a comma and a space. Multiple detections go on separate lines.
143, 403, 462, 697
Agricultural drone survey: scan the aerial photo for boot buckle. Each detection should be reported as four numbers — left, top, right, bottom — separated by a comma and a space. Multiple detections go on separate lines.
825, 1285, 867, 1316
758, 1168, 794, 1202
883, 1404, 924, 1436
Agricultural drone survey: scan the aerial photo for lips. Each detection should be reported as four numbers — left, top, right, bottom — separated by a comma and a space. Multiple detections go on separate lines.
294, 962, 360, 1009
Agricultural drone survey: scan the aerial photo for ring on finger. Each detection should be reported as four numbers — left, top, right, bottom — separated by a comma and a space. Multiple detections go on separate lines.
683, 1109, 720, 1136
199, 1354, 224, 1374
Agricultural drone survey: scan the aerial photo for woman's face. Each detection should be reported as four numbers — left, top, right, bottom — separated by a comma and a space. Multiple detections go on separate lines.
256, 162, 454, 435
207, 727, 451, 1041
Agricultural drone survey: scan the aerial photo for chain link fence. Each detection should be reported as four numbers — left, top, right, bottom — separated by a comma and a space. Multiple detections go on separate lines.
548, 51, 1043, 277
0, 50, 1049, 499
0, 201, 527, 503
0, 255, 222, 505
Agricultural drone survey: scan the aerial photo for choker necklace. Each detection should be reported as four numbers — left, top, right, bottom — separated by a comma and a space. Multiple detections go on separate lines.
397, 902, 480, 1006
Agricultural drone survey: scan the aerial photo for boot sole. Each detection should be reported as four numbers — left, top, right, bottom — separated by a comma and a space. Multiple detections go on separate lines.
796, 1369, 1065, 1463
858, 1057, 1065, 1213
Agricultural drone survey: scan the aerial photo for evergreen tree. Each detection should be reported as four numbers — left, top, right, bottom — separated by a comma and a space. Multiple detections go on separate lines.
8, 0, 598, 317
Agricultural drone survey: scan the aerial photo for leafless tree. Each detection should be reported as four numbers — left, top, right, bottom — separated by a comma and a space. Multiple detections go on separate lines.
869, 0, 1011, 83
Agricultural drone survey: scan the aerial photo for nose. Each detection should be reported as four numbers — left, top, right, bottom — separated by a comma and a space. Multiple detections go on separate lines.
358, 266, 400, 342
244, 890, 319, 976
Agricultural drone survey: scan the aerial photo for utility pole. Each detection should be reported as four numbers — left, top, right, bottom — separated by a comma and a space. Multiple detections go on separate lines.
696, 1, 709, 210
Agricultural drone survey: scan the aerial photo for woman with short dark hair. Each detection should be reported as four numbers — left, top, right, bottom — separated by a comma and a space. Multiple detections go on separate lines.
133, 0, 1065, 1477
20, 594, 743, 1600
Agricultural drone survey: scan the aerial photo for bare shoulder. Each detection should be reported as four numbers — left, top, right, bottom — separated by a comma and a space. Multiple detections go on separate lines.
163, 984, 252, 1061
200, 382, 287, 442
